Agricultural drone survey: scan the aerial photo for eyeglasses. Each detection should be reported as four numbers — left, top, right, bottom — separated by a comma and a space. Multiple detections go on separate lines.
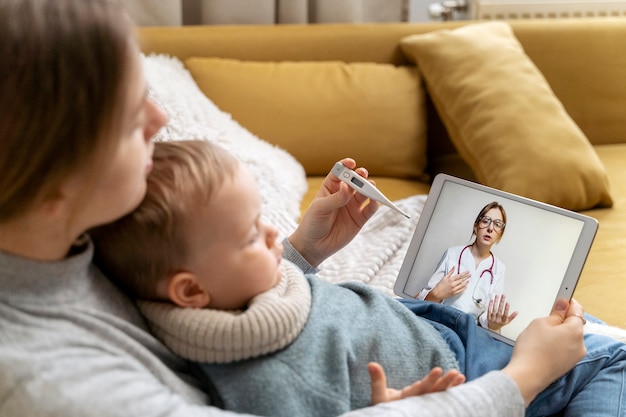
477, 216, 505, 232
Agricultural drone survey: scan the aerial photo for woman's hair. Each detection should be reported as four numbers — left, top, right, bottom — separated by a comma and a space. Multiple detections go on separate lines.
91, 140, 240, 300
472, 201, 507, 239
0, 0, 135, 222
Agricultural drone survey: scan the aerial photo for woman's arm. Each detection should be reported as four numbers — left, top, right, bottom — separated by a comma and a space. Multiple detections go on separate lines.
342, 371, 524, 417
349, 298, 586, 417
288, 158, 378, 268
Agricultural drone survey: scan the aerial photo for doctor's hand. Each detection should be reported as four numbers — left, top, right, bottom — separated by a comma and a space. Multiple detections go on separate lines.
368, 362, 466, 405
425, 267, 470, 303
289, 158, 379, 268
502, 298, 586, 407
486, 294, 519, 331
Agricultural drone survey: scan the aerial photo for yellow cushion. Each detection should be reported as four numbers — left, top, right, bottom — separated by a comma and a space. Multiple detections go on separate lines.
185, 57, 427, 179
400, 21, 613, 211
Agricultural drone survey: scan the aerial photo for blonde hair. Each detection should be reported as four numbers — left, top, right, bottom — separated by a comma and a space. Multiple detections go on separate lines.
0, 0, 135, 222
92, 140, 239, 300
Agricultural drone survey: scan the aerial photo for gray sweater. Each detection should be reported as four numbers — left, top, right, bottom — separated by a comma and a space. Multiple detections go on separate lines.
0, 237, 524, 417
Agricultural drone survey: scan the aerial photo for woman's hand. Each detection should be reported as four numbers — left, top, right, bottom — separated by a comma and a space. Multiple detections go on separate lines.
486, 294, 519, 331
502, 298, 586, 406
368, 362, 466, 405
288, 158, 379, 267
425, 267, 471, 302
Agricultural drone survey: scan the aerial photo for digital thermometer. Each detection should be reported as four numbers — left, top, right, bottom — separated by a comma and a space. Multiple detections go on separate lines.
331, 162, 411, 219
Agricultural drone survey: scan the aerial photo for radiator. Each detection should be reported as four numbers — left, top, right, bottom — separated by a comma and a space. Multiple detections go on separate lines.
472, 0, 626, 19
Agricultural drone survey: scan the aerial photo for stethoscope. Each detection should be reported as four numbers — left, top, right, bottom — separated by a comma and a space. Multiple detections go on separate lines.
457, 244, 494, 308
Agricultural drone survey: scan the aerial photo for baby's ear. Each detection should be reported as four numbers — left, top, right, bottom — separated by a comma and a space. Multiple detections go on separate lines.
167, 272, 211, 308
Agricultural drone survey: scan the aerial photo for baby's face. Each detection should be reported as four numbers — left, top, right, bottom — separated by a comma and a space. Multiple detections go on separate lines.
182, 162, 283, 310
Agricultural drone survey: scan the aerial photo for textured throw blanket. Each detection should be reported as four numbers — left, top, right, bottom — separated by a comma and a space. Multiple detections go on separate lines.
143, 54, 626, 343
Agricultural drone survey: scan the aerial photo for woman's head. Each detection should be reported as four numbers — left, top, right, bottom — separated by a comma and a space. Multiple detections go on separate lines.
472, 201, 507, 245
0, 0, 162, 224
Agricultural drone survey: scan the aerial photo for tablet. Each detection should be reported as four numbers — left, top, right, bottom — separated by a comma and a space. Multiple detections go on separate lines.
393, 174, 598, 345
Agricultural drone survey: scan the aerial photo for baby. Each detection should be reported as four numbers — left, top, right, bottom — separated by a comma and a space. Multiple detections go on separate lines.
91, 140, 464, 417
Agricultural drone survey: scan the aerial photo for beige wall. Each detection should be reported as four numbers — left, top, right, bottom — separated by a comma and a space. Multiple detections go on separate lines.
127, 0, 409, 26
125, 0, 183, 26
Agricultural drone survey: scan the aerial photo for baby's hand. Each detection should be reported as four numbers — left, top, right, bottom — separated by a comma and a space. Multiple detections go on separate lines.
368, 362, 466, 405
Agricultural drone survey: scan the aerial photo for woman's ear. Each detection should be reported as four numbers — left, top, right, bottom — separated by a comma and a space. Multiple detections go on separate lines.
38, 177, 78, 219
167, 272, 211, 308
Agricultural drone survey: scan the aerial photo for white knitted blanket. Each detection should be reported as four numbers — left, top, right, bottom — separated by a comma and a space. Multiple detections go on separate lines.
143, 54, 306, 238
143, 54, 626, 343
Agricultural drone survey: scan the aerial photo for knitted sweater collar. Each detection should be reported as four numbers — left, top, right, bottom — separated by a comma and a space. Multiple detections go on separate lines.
138, 261, 312, 364
0, 235, 94, 304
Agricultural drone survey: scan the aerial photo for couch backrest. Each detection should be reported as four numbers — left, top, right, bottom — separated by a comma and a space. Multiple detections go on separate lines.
139, 19, 626, 171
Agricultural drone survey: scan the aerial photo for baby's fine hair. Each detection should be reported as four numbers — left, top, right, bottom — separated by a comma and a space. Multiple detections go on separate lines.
92, 140, 239, 300
0, 0, 135, 222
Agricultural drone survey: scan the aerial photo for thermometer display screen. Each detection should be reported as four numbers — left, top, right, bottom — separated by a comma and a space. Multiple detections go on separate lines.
350, 177, 364, 188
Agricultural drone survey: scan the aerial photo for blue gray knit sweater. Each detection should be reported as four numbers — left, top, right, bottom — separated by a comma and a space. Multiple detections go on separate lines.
140, 261, 458, 417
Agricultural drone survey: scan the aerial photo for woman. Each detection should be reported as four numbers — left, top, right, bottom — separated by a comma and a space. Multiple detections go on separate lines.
416, 202, 518, 331
0, 1, 618, 416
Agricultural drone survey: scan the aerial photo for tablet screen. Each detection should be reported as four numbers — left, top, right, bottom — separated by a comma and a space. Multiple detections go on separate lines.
394, 174, 597, 344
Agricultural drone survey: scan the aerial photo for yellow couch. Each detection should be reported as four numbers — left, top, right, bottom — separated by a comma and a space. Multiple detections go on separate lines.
138, 19, 626, 328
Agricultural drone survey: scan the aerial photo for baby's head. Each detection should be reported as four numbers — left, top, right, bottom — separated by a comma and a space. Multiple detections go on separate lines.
92, 140, 284, 310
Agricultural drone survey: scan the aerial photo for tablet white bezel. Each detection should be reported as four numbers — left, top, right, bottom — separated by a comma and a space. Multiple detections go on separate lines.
393, 174, 598, 345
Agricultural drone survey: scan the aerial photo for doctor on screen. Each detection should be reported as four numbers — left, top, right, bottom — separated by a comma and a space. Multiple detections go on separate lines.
415, 201, 518, 331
